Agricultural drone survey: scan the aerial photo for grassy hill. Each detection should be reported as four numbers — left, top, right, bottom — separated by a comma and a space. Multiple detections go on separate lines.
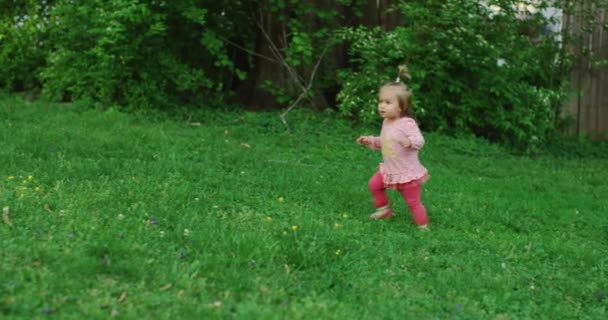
1, 94, 606, 319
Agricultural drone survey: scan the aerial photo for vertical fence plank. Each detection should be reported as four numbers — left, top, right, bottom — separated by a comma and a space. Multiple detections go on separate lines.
563, 1, 608, 139
598, 9, 608, 138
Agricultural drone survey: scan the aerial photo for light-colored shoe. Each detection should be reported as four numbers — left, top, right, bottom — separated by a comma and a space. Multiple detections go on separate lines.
417, 224, 430, 231
369, 206, 392, 220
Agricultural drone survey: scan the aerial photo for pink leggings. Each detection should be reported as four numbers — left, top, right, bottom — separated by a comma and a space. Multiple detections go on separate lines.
369, 172, 428, 225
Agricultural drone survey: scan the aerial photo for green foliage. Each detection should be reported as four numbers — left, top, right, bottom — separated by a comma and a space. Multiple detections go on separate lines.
1, 95, 607, 318
335, 26, 414, 123
1, 1, 250, 111
252, 0, 368, 107
336, 0, 571, 150
0, 1, 50, 91
41, 2, 165, 107
39, 0, 241, 110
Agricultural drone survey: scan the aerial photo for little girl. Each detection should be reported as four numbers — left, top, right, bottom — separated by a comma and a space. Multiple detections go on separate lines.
356, 66, 430, 230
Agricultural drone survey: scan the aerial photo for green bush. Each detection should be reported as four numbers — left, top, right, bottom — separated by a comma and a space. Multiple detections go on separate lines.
40, 1, 243, 110
0, 1, 50, 92
336, 0, 569, 150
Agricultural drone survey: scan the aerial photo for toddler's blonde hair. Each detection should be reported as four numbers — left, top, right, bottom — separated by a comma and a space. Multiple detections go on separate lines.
380, 65, 413, 117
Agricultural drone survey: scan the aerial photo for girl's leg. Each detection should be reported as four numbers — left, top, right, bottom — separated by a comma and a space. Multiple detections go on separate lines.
398, 184, 429, 226
368, 172, 388, 208
368, 172, 392, 219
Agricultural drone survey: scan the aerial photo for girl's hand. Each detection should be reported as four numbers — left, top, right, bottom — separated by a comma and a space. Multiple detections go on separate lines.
357, 136, 371, 145
398, 137, 412, 148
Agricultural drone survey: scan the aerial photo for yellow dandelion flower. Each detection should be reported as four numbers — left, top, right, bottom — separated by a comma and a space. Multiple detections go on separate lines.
21, 180, 27, 185
35, 187, 41, 192
278, 197, 284, 203
7, 176, 15, 181
335, 249, 342, 256
342, 213, 349, 219
28, 175, 33, 180
291, 225, 298, 231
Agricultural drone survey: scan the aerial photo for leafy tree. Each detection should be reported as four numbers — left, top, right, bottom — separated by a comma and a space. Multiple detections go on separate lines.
39, 0, 247, 110
0, 0, 51, 92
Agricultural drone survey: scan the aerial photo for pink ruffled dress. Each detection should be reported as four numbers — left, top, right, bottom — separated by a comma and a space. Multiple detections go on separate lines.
370, 117, 429, 189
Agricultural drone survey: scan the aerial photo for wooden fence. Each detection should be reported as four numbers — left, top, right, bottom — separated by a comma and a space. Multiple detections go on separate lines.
562, 3, 608, 139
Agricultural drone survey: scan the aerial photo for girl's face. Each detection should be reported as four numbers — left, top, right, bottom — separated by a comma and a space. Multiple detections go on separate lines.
378, 88, 403, 121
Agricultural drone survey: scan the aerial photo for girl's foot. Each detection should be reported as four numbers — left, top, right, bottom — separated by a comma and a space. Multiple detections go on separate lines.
369, 206, 392, 220
417, 224, 430, 231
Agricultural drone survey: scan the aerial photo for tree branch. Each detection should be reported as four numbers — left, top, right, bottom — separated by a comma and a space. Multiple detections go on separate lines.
253, 9, 329, 133
280, 46, 328, 134
215, 34, 279, 64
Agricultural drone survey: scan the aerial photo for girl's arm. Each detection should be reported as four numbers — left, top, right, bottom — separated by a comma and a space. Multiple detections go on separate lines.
356, 136, 382, 150
369, 136, 382, 150
397, 118, 424, 150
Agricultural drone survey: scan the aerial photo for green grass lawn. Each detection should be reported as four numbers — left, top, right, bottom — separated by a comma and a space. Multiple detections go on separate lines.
1, 94, 607, 319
